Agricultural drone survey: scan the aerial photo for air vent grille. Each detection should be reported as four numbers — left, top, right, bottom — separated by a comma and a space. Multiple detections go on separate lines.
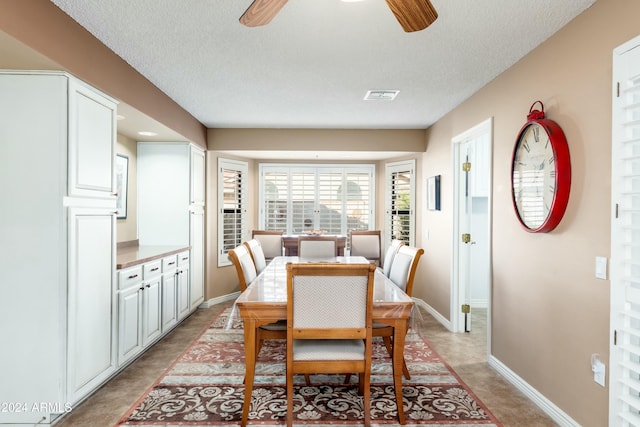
364, 90, 400, 101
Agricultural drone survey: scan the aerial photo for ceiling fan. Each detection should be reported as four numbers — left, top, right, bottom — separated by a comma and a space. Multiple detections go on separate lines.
239, 0, 438, 33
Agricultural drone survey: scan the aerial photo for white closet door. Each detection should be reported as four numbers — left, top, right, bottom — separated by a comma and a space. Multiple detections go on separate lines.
610, 34, 640, 426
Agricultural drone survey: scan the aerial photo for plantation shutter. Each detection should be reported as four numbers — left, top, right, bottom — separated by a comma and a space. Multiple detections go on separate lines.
611, 36, 640, 426
385, 160, 415, 247
318, 171, 343, 234
259, 164, 375, 235
345, 169, 373, 233
218, 158, 248, 266
263, 170, 288, 230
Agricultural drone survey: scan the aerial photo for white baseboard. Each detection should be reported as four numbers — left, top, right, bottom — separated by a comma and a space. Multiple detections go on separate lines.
488, 356, 580, 427
199, 292, 240, 308
414, 297, 579, 426
412, 297, 454, 332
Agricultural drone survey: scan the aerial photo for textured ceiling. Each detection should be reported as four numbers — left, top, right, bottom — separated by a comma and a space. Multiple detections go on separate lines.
49, 0, 596, 131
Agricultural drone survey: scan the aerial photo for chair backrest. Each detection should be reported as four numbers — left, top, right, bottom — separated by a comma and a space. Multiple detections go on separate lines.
251, 230, 283, 260
297, 235, 338, 259
244, 239, 267, 274
286, 262, 375, 334
388, 245, 424, 296
349, 230, 381, 265
382, 239, 405, 277
228, 244, 258, 292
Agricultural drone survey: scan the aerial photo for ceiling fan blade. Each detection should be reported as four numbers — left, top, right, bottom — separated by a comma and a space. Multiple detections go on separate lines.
385, 0, 438, 32
240, 0, 288, 27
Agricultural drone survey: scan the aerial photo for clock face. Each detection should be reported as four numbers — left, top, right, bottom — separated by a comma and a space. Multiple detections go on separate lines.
512, 122, 558, 230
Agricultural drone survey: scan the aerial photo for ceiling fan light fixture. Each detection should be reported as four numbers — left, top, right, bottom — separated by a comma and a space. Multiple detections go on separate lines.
364, 90, 400, 101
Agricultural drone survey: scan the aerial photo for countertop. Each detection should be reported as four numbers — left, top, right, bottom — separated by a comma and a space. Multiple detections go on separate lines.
116, 243, 190, 270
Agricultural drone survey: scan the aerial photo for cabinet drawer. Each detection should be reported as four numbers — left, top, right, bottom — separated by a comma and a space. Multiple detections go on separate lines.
118, 265, 143, 290
162, 255, 178, 271
177, 251, 190, 267
143, 260, 162, 279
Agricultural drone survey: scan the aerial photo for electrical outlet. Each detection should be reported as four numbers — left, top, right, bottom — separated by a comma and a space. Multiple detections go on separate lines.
592, 354, 606, 387
595, 256, 607, 280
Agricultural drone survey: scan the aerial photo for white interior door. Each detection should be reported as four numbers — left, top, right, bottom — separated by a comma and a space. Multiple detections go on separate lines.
452, 119, 492, 334
609, 34, 640, 426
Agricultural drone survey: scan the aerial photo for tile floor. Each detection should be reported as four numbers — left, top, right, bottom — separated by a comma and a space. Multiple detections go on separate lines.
55, 302, 558, 426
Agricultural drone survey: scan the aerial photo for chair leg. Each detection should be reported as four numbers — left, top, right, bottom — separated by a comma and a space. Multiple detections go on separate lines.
287, 373, 293, 427
304, 374, 311, 385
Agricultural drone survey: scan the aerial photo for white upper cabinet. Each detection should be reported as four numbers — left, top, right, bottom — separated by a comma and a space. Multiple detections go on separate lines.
68, 79, 117, 198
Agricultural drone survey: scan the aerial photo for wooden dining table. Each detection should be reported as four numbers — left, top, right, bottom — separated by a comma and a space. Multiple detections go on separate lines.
234, 256, 415, 426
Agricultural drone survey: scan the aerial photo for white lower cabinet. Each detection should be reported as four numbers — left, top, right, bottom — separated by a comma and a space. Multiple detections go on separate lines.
177, 251, 191, 320
117, 259, 163, 366
117, 251, 193, 366
161, 255, 178, 332
142, 275, 162, 345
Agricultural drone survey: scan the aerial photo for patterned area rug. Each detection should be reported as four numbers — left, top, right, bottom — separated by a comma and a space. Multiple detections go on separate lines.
118, 309, 501, 426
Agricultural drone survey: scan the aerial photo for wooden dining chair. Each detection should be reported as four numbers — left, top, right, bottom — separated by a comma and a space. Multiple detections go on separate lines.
286, 262, 376, 427
349, 230, 381, 265
375, 245, 424, 380
251, 229, 283, 261
244, 239, 268, 274
297, 235, 338, 259
228, 244, 257, 292
230, 242, 288, 380
382, 239, 404, 277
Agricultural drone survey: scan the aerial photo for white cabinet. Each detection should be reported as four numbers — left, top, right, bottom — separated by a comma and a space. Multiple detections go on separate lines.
177, 251, 191, 320
117, 266, 143, 363
117, 259, 163, 366
0, 71, 116, 424
67, 207, 117, 403
138, 143, 206, 312
142, 275, 162, 344
161, 255, 178, 332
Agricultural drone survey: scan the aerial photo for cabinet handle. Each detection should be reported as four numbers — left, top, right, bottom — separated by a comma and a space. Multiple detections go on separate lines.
181, 257, 188, 261
139, 286, 144, 291
146, 284, 151, 288
151, 267, 159, 272
128, 273, 139, 279
168, 261, 176, 266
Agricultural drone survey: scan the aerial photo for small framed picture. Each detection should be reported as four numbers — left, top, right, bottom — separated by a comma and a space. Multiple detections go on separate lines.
115, 154, 129, 219
427, 175, 441, 211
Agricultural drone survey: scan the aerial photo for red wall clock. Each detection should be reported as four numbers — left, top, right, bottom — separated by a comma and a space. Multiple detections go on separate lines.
511, 101, 571, 233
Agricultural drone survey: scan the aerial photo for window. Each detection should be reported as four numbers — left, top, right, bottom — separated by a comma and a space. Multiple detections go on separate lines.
385, 160, 415, 247
218, 158, 248, 266
259, 164, 375, 236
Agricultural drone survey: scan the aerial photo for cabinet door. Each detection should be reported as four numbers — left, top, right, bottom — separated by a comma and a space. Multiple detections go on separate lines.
68, 79, 117, 198
67, 207, 116, 403
190, 209, 205, 309
118, 286, 143, 365
177, 265, 190, 320
142, 277, 162, 346
190, 145, 206, 206
161, 272, 178, 332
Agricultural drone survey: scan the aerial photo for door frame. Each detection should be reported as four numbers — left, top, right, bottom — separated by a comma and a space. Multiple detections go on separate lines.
451, 117, 494, 352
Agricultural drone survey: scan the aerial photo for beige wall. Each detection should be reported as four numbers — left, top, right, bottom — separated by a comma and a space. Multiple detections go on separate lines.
116, 134, 138, 243
419, 0, 639, 424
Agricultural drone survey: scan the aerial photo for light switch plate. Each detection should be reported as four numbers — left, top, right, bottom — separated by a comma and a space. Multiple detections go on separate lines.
595, 256, 607, 280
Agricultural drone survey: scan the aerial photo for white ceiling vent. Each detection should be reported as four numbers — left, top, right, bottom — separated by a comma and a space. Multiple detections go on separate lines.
364, 90, 400, 101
